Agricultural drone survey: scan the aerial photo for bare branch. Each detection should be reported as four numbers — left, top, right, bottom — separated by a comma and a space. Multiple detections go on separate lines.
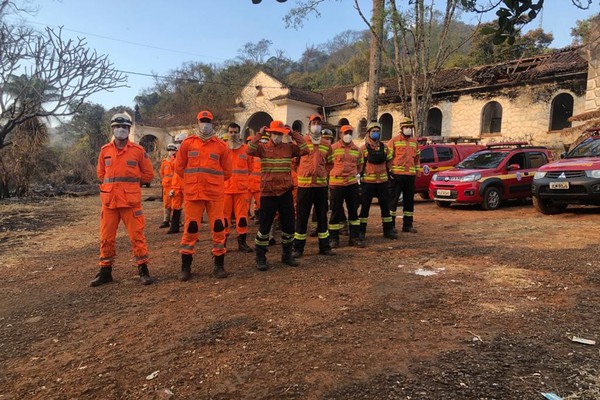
0, 23, 127, 148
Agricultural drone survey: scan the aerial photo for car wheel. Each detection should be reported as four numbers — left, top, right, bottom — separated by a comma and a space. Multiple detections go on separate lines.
419, 192, 431, 200
482, 187, 501, 210
532, 196, 567, 215
435, 200, 451, 208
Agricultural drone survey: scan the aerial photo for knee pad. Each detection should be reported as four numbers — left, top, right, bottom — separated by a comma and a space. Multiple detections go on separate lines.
187, 221, 199, 234
213, 219, 225, 233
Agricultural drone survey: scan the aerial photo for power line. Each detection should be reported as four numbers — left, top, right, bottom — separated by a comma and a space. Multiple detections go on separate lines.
18, 18, 228, 62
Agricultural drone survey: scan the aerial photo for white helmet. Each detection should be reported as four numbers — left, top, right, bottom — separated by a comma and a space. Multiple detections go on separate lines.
174, 132, 187, 143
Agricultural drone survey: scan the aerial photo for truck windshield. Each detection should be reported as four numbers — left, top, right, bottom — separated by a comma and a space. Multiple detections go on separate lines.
566, 137, 600, 158
456, 151, 507, 169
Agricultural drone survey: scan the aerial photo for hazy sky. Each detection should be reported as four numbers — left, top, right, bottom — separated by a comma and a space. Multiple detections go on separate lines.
16, 0, 600, 110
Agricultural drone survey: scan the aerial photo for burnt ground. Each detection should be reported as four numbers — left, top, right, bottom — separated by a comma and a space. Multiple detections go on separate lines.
0, 187, 599, 400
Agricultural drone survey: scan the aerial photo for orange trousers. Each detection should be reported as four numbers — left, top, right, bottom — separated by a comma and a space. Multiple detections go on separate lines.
162, 188, 172, 209
249, 190, 260, 212
180, 199, 226, 257
171, 191, 183, 210
224, 193, 250, 236
99, 206, 149, 267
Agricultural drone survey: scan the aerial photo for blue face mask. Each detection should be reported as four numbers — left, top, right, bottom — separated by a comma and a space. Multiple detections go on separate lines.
370, 131, 380, 141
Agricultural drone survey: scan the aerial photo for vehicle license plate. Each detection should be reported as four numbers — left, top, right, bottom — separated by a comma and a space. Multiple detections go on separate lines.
549, 182, 569, 190
437, 189, 451, 196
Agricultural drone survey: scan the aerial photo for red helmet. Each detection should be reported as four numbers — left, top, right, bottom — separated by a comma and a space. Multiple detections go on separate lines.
196, 110, 213, 121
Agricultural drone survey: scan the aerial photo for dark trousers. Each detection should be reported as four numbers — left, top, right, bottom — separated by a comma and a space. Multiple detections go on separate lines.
329, 184, 359, 238
389, 174, 416, 228
255, 190, 295, 251
294, 186, 330, 252
359, 182, 393, 235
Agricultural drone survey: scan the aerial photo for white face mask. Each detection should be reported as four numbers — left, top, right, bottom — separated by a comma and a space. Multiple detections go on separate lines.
310, 125, 322, 135
228, 132, 242, 149
402, 127, 413, 137
271, 135, 283, 145
113, 127, 129, 140
342, 133, 353, 144
198, 122, 213, 139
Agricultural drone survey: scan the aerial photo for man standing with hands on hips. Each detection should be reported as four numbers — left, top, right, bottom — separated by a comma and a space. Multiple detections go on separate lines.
91, 112, 155, 287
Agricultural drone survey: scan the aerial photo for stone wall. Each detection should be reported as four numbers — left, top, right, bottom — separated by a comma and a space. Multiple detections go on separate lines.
584, 16, 600, 112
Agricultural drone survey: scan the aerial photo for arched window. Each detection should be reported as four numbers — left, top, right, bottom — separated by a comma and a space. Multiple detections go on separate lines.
359, 118, 368, 138
549, 93, 573, 131
426, 108, 443, 136
292, 120, 303, 134
379, 113, 393, 141
481, 101, 502, 134
338, 118, 349, 126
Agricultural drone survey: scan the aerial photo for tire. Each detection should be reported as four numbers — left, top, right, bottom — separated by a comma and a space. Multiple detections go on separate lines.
435, 200, 451, 208
482, 187, 501, 210
419, 192, 431, 200
532, 196, 567, 215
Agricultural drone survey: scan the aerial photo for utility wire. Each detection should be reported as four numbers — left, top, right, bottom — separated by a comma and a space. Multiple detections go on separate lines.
16, 18, 227, 61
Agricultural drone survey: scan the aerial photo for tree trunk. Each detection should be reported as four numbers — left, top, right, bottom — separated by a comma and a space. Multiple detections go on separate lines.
367, 0, 384, 123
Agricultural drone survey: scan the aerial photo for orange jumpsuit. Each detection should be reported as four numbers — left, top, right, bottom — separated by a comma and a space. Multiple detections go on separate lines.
175, 135, 232, 257
97, 140, 154, 267
170, 168, 183, 211
224, 144, 253, 236
248, 156, 262, 213
160, 155, 175, 209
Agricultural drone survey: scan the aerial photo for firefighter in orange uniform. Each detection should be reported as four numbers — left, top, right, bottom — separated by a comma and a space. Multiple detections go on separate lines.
293, 114, 334, 258
167, 133, 187, 234
248, 134, 263, 222
159, 143, 177, 228
247, 121, 309, 270
91, 112, 155, 287
175, 110, 232, 281
223, 122, 254, 253
388, 117, 420, 233
328, 125, 364, 248
358, 122, 398, 243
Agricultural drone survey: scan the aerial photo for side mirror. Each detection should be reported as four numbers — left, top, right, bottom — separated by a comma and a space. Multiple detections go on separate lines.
560, 152, 567, 159
507, 163, 521, 171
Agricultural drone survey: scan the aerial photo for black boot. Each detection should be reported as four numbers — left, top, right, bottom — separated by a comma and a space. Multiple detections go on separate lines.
255, 246, 268, 271
159, 220, 170, 228
237, 234, 253, 253
138, 263, 153, 285
402, 226, 418, 233
90, 266, 113, 287
383, 222, 398, 239
213, 255, 228, 279
281, 244, 299, 267
167, 209, 181, 234
330, 230, 340, 249
178, 253, 192, 281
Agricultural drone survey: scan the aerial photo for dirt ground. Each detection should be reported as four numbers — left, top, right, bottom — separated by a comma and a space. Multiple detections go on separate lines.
0, 186, 599, 400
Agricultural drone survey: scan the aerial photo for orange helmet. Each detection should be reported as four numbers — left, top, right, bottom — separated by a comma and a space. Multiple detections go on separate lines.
340, 125, 353, 134
265, 120, 290, 135
197, 110, 213, 121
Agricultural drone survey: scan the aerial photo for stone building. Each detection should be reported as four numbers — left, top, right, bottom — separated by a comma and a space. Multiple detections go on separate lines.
231, 45, 597, 151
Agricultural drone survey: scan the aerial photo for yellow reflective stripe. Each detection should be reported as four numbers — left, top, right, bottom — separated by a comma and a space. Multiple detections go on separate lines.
103, 177, 141, 183
394, 141, 407, 147
262, 167, 291, 172
297, 177, 312, 184
328, 224, 341, 230
184, 167, 225, 176
317, 231, 329, 239
359, 218, 368, 223
390, 210, 396, 217
382, 217, 393, 223
349, 219, 360, 226
349, 150, 360, 156
403, 211, 414, 217
294, 232, 307, 240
